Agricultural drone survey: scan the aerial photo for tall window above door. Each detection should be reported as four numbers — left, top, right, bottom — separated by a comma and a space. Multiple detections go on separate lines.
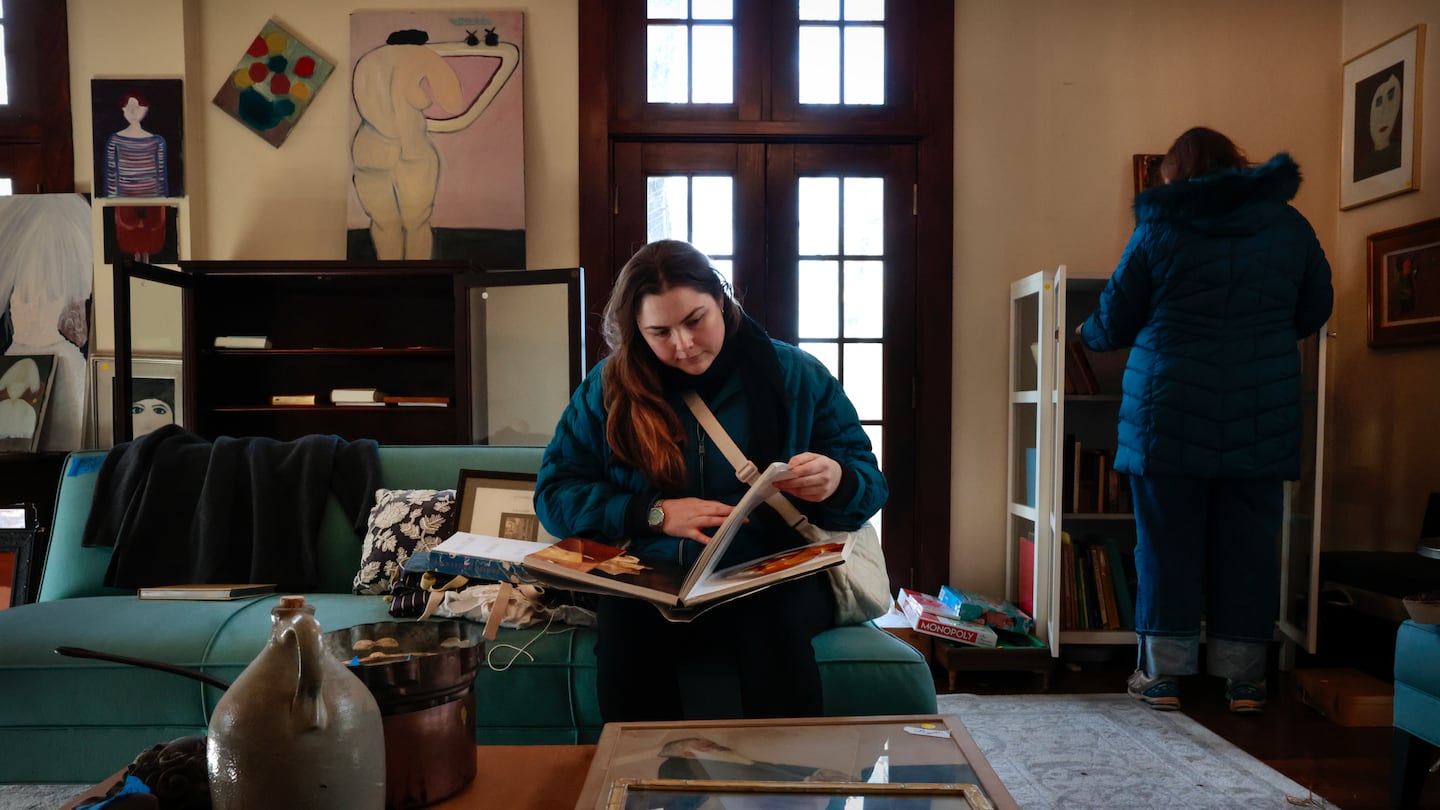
647, 173, 735, 284
0, 0, 74, 195
646, 0, 734, 104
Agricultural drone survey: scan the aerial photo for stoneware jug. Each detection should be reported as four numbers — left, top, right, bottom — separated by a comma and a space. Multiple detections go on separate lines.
207, 596, 385, 808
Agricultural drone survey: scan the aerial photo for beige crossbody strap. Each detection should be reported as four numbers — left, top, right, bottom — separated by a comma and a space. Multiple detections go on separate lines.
681, 390, 812, 533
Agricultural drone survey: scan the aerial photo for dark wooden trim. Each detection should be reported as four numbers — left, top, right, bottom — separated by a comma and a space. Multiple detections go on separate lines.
0, 0, 75, 193
578, 0, 613, 370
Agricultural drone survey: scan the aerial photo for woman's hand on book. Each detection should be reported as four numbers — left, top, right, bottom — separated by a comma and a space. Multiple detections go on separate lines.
774, 452, 841, 502
661, 497, 736, 544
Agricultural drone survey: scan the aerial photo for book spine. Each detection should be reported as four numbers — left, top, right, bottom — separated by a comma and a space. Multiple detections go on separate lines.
426, 549, 526, 583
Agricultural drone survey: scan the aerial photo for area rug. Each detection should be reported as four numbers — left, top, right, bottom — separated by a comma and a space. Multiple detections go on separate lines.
938, 692, 1332, 808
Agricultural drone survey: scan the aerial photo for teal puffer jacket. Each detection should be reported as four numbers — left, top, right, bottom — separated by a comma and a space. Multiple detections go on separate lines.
1079, 153, 1333, 479
535, 338, 886, 567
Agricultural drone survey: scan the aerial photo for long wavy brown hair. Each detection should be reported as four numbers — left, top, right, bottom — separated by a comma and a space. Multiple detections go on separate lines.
1159, 127, 1249, 183
602, 240, 743, 492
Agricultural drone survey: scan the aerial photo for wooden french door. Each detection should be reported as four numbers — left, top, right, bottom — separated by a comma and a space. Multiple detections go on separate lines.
611, 140, 920, 590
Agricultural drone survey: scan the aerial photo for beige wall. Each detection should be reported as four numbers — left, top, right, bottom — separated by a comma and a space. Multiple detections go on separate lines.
68, 0, 580, 354
68, 2, 1435, 596
950, 0, 1345, 595
1331, 1, 1440, 552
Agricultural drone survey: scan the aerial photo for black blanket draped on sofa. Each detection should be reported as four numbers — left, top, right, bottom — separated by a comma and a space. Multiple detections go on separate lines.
81, 424, 382, 591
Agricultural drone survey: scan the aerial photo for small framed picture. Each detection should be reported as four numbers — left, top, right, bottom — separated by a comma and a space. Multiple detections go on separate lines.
1132, 153, 1164, 195
606, 779, 993, 809
1367, 216, 1440, 348
1340, 24, 1425, 209
90, 354, 183, 448
453, 468, 561, 542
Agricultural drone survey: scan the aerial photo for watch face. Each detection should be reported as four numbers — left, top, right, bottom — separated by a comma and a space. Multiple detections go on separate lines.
647, 505, 664, 529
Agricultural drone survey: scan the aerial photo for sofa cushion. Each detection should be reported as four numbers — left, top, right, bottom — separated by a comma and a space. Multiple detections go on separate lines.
352, 488, 457, 594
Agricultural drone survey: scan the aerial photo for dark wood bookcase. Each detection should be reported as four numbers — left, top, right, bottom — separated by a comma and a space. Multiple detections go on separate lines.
113, 259, 477, 445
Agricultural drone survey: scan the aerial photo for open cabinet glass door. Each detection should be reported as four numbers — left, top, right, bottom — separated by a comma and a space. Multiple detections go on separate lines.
1006, 266, 1060, 654
1277, 329, 1328, 658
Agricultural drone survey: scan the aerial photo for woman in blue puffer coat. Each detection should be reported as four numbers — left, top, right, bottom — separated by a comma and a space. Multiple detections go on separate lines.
535, 239, 887, 722
1079, 127, 1332, 715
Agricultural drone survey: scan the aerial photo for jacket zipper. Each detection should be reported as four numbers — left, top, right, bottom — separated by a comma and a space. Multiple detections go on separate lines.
697, 423, 707, 497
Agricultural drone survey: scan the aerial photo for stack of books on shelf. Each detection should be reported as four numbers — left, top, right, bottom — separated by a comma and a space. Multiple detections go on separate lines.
1063, 435, 1133, 514
1059, 531, 1136, 632
1063, 340, 1099, 395
214, 335, 271, 349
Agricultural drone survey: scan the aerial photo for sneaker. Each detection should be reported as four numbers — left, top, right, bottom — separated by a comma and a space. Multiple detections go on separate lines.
1127, 669, 1181, 711
1226, 680, 1267, 714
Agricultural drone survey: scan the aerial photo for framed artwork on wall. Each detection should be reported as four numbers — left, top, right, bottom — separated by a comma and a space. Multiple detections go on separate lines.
1132, 154, 1164, 195
90, 354, 183, 448
1340, 24, 1425, 209
1367, 216, 1440, 348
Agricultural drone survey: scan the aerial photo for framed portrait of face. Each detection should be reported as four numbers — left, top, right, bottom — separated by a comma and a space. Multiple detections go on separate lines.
1340, 24, 1425, 209
90, 354, 183, 448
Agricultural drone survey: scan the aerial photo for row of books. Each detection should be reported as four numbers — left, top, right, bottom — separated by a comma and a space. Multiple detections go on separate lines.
1063, 340, 1100, 395
269, 388, 449, 407
1062, 436, 1133, 514
1059, 532, 1136, 631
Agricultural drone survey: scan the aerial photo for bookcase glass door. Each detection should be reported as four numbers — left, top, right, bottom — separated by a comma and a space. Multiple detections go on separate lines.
1277, 329, 1326, 656
1007, 268, 1059, 654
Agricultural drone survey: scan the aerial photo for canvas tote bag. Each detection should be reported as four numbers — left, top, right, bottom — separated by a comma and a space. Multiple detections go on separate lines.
682, 391, 892, 625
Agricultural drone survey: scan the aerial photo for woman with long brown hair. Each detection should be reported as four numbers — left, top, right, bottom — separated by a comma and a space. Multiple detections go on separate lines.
536, 239, 886, 721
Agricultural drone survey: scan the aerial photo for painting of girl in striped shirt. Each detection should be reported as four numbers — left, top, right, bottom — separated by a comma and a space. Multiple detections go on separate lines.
102, 91, 169, 198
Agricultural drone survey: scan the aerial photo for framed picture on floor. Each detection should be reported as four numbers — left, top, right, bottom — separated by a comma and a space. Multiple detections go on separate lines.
1367, 216, 1440, 348
1340, 24, 1425, 209
91, 354, 183, 448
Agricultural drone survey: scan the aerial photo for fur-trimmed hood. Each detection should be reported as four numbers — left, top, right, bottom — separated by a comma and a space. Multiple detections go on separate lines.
1133, 153, 1302, 236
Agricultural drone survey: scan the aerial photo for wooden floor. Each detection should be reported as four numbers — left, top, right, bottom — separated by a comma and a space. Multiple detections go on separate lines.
937, 661, 1440, 810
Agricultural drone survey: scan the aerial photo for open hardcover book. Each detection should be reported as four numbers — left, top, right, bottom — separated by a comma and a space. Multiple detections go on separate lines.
418, 462, 854, 621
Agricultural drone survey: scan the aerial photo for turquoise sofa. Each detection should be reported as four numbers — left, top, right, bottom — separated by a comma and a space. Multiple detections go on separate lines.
0, 446, 937, 783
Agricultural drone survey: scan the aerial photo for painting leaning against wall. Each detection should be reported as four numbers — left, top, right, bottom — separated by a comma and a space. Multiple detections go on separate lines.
0, 195, 93, 451
346, 10, 525, 267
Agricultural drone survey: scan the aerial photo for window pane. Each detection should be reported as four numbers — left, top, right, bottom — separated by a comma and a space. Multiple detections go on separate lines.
690, 176, 733, 256
798, 260, 838, 339
691, 0, 733, 20
799, 0, 841, 21
797, 26, 839, 104
0, 22, 8, 105
844, 0, 885, 21
844, 342, 883, 420
691, 25, 733, 104
797, 177, 839, 255
844, 26, 885, 105
801, 341, 839, 379
712, 258, 733, 288
844, 260, 883, 338
648, 0, 686, 19
646, 175, 690, 242
843, 177, 884, 255
0, 178, 11, 196
647, 24, 689, 103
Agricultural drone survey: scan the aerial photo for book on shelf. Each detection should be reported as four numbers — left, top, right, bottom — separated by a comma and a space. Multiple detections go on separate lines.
214, 336, 271, 349
416, 462, 859, 622
1066, 340, 1099, 394
270, 394, 317, 406
895, 588, 998, 648
1017, 533, 1035, 619
138, 583, 276, 600
1102, 537, 1136, 629
330, 388, 386, 403
382, 395, 450, 407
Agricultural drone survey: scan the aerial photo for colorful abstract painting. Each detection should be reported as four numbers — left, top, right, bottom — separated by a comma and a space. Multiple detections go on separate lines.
213, 19, 335, 148
346, 10, 525, 266
91, 78, 185, 198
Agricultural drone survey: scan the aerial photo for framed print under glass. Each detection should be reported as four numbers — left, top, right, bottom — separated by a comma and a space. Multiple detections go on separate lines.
90, 354, 183, 448
1340, 24, 1425, 209
577, 714, 1019, 810
453, 468, 561, 542
1367, 216, 1440, 348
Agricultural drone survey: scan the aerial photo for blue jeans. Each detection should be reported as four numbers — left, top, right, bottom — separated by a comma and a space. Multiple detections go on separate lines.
1129, 474, 1282, 683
